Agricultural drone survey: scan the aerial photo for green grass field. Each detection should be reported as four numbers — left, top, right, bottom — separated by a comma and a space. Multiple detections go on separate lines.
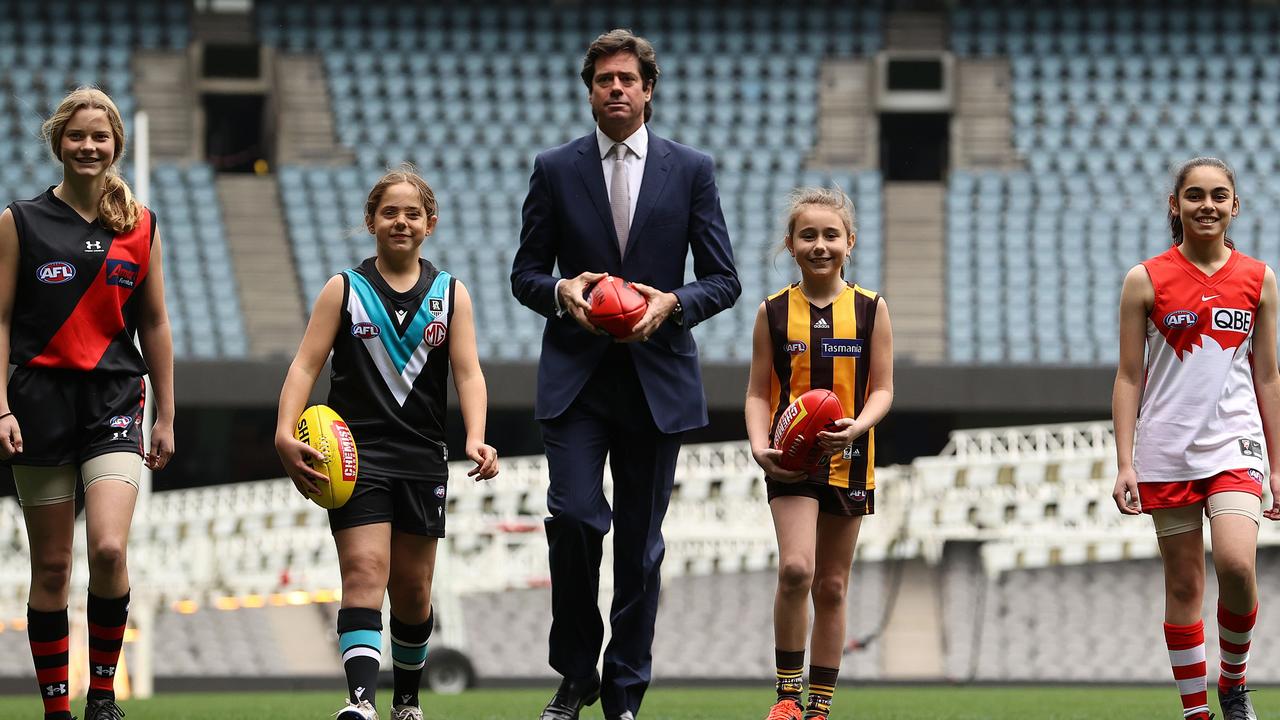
0, 686, 1274, 719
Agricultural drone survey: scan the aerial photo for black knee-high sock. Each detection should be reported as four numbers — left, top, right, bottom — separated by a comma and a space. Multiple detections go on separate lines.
390, 610, 433, 708
27, 606, 72, 720
337, 607, 382, 708
86, 590, 130, 702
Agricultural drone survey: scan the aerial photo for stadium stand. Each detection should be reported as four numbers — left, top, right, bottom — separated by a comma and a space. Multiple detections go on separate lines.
0, 0, 249, 359
948, 2, 1280, 363
257, 1, 885, 362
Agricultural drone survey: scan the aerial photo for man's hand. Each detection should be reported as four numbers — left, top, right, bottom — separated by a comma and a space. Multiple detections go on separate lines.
619, 283, 678, 343
559, 271, 608, 333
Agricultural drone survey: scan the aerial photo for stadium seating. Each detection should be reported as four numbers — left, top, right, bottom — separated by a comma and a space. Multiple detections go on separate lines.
258, 1, 885, 362
949, 2, 1280, 363
0, 0, 249, 359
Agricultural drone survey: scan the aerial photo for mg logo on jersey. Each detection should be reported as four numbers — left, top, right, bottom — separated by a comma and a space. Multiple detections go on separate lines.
423, 321, 447, 347
1163, 310, 1198, 328
351, 322, 380, 339
1212, 308, 1252, 334
37, 261, 75, 284
105, 259, 139, 288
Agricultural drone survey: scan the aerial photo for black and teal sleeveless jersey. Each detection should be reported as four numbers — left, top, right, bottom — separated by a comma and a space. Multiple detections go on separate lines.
328, 257, 454, 480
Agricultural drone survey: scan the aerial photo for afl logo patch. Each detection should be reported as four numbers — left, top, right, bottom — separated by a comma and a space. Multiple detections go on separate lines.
784, 341, 807, 355
849, 488, 867, 502
1248, 469, 1265, 484
423, 321, 447, 347
351, 322, 380, 339
434, 485, 446, 499
37, 261, 76, 284
108, 415, 132, 429
1163, 310, 1197, 328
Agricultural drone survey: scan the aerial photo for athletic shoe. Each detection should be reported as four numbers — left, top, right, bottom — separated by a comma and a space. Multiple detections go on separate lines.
1219, 685, 1257, 720
765, 698, 803, 720
84, 697, 126, 720
335, 699, 379, 720
391, 705, 423, 720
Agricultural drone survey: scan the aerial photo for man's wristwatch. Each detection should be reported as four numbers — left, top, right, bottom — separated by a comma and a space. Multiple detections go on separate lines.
671, 297, 684, 326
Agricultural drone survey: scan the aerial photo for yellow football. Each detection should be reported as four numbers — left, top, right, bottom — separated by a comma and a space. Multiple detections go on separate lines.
293, 405, 358, 509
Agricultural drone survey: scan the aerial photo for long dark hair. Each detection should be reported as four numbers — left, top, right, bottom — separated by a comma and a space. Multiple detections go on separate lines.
1169, 156, 1235, 249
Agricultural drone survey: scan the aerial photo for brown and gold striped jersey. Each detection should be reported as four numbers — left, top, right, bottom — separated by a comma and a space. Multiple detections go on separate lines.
765, 282, 880, 490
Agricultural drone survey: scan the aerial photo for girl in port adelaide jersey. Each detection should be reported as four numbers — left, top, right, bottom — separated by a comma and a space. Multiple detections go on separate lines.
0, 87, 175, 720
275, 165, 497, 720
745, 187, 893, 720
1113, 157, 1280, 720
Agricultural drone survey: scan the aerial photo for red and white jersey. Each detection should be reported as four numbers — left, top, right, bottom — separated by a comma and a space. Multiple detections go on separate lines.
1134, 246, 1268, 483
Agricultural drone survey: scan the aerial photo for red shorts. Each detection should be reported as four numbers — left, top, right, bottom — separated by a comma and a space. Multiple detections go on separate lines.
1137, 468, 1264, 513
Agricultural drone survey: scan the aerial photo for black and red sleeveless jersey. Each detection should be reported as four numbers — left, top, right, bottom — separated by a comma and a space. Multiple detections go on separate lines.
7, 188, 154, 374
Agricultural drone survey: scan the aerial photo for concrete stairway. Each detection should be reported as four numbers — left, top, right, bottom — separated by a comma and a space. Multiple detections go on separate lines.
883, 183, 946, 363
274, 54, 353, 165
132, 52, 196, 161
953, 58, 1020, 169
811, 59, 877, 169
216, 175, 305, 358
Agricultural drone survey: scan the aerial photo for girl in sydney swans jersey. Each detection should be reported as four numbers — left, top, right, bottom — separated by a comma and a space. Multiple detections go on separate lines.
1113, 157, 1280, 720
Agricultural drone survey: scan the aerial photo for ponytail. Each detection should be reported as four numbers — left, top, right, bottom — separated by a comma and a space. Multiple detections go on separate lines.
1169, 156, 1235, 249
98, 174, 140, 235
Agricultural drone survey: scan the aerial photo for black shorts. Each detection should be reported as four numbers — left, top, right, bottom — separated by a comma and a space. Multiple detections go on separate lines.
766, 479, 875, 517
5, 367, 145, 466
328, 471, 449, 537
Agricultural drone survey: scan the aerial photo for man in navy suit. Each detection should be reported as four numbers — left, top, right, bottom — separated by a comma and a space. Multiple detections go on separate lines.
510, 28, 740, 720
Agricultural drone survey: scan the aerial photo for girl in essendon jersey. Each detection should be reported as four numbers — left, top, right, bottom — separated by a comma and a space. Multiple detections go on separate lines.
0, 88, 175, 720
275, 165, 497, 720
745, 188, 893, 720
1113, 157, 1280, 720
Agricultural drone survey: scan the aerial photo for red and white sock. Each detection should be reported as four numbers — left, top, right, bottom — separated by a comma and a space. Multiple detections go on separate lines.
1164, 620, 1210, 719
1217, 603, 1257, 692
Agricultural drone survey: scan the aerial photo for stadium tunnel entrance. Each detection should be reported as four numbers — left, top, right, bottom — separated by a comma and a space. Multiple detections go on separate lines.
880, 112, 949, 181
204, 93, 267, 173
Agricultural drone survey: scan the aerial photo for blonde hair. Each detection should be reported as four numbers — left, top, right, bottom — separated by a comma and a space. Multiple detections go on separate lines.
785, 186, 857, 238
364, 163, 438, 226
41, 87, 139, 234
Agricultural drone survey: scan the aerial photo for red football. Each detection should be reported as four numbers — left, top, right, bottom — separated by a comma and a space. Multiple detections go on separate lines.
587, 276, 648, 337
771, 389, 845, 473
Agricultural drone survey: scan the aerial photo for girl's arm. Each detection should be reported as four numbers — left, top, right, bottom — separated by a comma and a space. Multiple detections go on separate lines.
275, 275, 344, 493
136, 226, 175, 469
0, 209, 21, 458
745, 301, 805, 481
447, 281, 498, 480
1252, 268, 1280, 521
1112, 264, 1154, 515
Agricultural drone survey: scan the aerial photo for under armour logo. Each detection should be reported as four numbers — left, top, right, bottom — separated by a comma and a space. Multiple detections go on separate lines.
45, 683, 67, 696
85, 240, 103, 252
94, 665, 116, 677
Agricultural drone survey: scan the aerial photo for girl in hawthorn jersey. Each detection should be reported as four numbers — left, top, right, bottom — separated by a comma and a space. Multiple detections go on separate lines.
275, 165, 497, 720
745, 187, 893, 720
0, 87, 175, 720
1113, 157, 1280, 720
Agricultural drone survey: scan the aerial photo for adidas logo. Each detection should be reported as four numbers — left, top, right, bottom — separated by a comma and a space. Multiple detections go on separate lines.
813, 317, 830, 329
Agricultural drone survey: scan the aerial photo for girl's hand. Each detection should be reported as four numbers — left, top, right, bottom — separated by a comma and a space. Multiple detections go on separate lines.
275, 433, 329, 498
1112, 467, 1142, 515
1265, 472, 1280, 521
0, 413, 22, 459
467, 441, 499, 480
146, 419, 175, 470
752, 446, 807, 483
816, 417, 861, 453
